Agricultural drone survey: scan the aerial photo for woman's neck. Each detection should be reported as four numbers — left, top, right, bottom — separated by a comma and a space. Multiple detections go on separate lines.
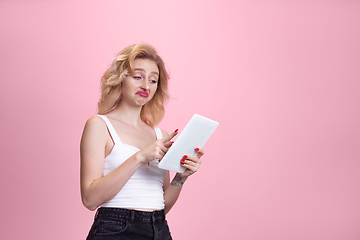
108, 101, 144, 127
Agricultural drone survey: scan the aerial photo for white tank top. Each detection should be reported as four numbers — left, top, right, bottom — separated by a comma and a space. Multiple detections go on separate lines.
97, 115, 166, 209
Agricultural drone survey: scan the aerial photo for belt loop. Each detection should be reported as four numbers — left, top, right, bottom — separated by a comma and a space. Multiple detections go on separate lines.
131, 210, 135, 221
152, 211, 156, 222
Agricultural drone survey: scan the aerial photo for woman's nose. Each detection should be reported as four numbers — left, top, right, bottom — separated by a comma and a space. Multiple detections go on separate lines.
141, 80, 150, 90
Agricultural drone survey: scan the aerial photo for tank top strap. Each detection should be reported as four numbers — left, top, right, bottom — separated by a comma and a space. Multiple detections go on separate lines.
154, 127, 163, 140
97, 115, 122, 144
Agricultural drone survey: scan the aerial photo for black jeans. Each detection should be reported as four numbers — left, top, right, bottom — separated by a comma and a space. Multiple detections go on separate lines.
86, 208, 172, 240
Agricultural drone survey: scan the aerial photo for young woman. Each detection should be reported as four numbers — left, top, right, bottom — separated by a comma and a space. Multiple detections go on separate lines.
80, 43, 204, 239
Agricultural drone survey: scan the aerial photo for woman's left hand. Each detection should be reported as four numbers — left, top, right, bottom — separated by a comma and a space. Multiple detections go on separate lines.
179, 148, 204, 177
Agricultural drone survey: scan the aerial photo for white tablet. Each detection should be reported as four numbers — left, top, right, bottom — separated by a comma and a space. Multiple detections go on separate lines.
158, 114, 219, 173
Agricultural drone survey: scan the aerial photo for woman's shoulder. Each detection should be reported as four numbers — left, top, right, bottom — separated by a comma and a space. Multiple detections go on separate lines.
81, 115, 109, 147
84, 115, 107, 132
86, 114, 105, 123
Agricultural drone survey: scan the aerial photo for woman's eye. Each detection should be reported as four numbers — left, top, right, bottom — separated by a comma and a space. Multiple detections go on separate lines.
133, 76, 141, 80
150, 79, 158, 84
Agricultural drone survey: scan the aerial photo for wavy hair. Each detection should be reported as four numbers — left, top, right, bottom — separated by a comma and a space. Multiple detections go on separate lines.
98, 43, 169, 127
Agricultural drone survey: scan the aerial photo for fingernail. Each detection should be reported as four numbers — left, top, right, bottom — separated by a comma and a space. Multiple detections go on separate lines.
181, 159, 185, 162
183, 155, 188, 159
170, 141, 174, 144
174, 129, 178, 133
180, 161, 184, 165
195, 148, 199, 151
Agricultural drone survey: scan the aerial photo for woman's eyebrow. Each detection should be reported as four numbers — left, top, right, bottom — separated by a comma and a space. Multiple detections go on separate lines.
134, 68, 159, 76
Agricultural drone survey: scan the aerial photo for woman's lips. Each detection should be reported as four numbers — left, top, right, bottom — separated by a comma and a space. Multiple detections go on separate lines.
136, 91, 149, 98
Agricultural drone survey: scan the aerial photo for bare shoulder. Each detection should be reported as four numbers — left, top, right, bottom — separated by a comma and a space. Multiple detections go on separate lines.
86, 115, 105, 125
84, 115, 106, 130
81, 115, 108, 141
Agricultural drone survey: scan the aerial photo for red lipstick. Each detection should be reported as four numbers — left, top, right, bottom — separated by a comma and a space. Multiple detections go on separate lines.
136, 91, 149, 97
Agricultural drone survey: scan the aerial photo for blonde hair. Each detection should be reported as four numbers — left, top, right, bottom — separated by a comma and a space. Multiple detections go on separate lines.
98, 43, 169, 127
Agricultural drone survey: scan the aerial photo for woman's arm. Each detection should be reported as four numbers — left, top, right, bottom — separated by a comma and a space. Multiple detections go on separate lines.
80, 116, 178, 211
80, 116, 143, 211
162, 130, 204, 214
163, 171, 188, 214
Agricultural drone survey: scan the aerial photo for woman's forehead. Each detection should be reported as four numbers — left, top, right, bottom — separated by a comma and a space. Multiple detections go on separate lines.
133, 58, 159, 74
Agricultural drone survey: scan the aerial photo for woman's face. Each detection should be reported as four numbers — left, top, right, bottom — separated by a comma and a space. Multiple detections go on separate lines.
121, 58, 159, 106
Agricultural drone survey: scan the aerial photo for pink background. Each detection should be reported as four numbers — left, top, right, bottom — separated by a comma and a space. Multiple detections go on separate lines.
1, 1, 359, 239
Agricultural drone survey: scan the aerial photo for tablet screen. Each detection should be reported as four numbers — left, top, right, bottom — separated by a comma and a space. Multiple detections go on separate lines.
158, 114, 219, 173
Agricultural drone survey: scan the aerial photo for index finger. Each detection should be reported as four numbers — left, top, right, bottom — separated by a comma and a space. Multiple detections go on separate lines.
161, 129, 178, 143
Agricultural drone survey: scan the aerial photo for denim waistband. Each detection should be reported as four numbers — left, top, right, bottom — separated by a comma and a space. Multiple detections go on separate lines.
95, 207, 166, 223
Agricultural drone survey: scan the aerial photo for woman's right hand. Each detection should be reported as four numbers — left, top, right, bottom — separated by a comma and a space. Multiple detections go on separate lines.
136, 129, 178, 164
